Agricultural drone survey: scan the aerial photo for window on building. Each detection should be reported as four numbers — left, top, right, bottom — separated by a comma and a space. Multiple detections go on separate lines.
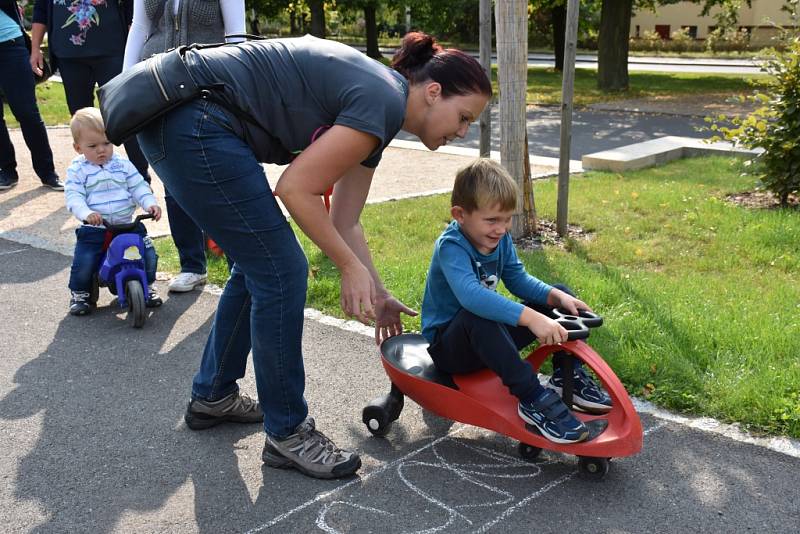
655, 25, 671, 39
681, 25, 698, 39
635, 25, 640, 38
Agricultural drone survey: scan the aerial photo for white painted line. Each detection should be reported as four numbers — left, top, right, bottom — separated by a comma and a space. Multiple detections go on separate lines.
0, 247, 31, 256
243, 426, 467, 534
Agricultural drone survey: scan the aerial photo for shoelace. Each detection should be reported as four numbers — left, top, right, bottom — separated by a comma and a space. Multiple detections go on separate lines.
72, 291, 90, 301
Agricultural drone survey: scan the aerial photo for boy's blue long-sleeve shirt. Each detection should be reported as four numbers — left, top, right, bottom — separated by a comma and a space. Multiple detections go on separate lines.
421, 221, 553, 343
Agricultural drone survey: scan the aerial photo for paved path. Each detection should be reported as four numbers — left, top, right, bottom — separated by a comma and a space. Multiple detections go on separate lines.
2, 122, 800, 533
1, 239, 798, 533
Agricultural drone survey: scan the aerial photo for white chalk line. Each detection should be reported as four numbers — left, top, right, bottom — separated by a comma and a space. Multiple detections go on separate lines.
242, 425, 467, 534
252, 422, 668, 533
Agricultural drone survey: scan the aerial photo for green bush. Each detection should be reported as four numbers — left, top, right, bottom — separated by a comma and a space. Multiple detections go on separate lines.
709, 36, 800, 206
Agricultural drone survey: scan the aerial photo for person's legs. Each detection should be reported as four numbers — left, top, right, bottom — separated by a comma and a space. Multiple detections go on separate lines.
429, 309, 540, 400
139, 99, 360, 478
57, 57, 96, 114
0, 37, 57, 183
138, 99, 308, 437
68, 226, 106, 315
429, 308, 588, 444
165, 189, 209, 289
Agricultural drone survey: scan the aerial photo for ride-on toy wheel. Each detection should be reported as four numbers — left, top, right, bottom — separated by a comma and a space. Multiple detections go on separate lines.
518, 442, 542, 462
578, 456, 610, 480
126, 279, 146, 329
362, 384, 404, 437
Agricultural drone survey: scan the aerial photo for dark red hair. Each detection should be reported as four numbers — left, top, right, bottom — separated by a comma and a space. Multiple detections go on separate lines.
391, 32, 492, 98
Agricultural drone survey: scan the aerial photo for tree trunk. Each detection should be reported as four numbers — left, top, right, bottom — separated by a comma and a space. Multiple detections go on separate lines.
495, 0, 536, 238
597, 0, 632, 92
289, 10, 297, 35
478, 0, 492, 157
309, 0, 326, 38
365, 3, 381, 59
552, 4, 566, 71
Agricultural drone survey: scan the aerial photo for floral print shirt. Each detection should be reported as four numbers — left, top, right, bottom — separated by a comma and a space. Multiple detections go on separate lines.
46, 0, 127, 58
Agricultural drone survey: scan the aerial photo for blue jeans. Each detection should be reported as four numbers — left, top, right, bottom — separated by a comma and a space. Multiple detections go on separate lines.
69, 223, 157, 292
165, 190, 207, 274
137, 99, 309, 438
0, 36, 57, 179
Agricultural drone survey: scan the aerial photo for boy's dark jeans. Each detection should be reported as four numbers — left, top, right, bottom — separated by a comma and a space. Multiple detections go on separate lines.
68, 223, 158, 292
427, 284, 578, 402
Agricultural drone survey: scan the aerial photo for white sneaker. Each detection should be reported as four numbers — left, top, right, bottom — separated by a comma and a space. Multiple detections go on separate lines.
168, 272, 208, 293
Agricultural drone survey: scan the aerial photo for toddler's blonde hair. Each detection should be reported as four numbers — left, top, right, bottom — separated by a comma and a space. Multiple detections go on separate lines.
70, 107, 106, 143
451, 158, 518, 212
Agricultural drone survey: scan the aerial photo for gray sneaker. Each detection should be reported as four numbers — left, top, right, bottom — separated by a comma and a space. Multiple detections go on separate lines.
262, 417, 361, 479
185, 391, 263, 430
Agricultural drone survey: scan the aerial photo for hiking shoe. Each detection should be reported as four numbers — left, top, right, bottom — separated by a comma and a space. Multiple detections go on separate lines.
168, 272, 207, 293
69, 291, 92, 316
41, 174, 64, 191
0, 169, 19, 190
549, 365, 612, 413
262, 417, 362, 479
184, 391, 263, 430
519, 388, 589, 444
146, 285, 163, 308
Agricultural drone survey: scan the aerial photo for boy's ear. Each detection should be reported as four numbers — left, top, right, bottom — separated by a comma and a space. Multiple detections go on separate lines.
73, 142, 82, 154
451, 205, 465, 222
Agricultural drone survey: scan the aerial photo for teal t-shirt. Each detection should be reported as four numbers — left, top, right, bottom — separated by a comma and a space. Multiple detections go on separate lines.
185, 35, 409, 167
0, 10, 22, 43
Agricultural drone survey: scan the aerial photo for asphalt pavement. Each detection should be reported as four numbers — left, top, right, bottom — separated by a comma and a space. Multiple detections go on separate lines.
395, 105, 707, 160
1, 238, 799, 533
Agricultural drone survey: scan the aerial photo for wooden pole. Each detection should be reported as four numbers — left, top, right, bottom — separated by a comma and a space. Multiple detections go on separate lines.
479, 0, 492, 158
495, 0, 534, 238
556, 0, 580, 237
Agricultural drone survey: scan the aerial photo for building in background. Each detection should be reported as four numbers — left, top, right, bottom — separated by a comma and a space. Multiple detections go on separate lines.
631, 0, 795, 45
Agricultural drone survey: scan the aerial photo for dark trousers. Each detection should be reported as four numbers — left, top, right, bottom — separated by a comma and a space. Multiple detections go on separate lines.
428, 284, 578, 401
69, 223, 158, 292
165, 190, 208, 274
57, 55, 150, 182
0, 36, 57, 179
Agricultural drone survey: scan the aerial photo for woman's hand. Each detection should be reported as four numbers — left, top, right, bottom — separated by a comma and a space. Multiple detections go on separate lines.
374, 293, 418, 345
340, 260, 376, 325
29, 48, 44, 77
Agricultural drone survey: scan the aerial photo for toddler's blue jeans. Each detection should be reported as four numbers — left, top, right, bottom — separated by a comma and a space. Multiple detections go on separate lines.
138, 99, 309, 438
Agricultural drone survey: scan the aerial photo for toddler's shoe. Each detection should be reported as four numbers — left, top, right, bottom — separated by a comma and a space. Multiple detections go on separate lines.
69, 291, 92, 316
168, 272, 207, 293
146, 285, 163, 308
262, 417, 362, 479
549, 365, 612, 413
518, 388, 589, 444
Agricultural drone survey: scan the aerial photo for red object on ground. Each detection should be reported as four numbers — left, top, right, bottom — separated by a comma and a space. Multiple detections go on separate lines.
381, 336, 643, 459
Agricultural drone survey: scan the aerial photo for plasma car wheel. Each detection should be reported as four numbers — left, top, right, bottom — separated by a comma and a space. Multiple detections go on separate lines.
578, 456, 610, 480
126, 279, 146, 329
518, 442, 542, 462
362, 405, 392, 437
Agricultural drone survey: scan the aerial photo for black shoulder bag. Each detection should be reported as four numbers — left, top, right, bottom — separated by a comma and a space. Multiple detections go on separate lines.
98, 35, 266, 145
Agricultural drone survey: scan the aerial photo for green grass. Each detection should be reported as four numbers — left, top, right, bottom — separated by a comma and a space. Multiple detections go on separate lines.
155, 156, 800, 438
6, 68, 769, 129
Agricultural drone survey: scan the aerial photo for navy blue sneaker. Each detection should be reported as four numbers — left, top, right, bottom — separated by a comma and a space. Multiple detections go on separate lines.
518, 388, 589, 444
549, 365, 612, 413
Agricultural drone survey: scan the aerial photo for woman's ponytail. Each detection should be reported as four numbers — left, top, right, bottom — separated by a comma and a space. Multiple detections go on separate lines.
391, 31, 491, 98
